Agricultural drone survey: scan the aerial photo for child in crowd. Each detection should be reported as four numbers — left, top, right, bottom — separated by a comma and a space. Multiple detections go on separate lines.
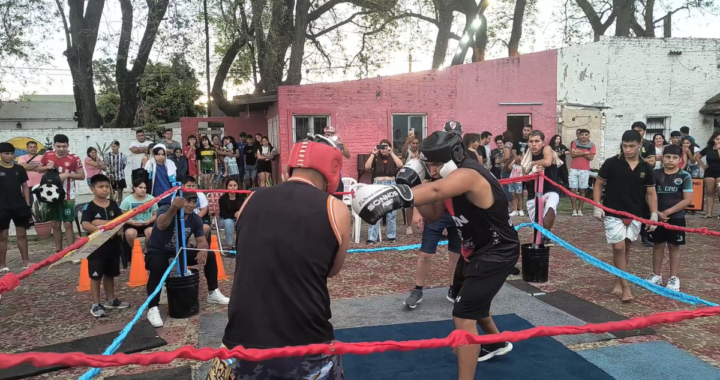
647, 144, 693, 291
81, 174, 130, 317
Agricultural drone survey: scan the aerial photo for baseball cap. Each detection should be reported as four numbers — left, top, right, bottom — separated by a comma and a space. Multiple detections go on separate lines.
181, 192, 198, 201
444, 120, 463, 134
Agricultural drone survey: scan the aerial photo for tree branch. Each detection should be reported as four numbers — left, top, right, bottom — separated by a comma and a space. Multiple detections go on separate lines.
130, 0, 171, 78
84, 0, 106, 54
53, 0, 72, 51
306, 11, 371, 39
211, 36, 247, 116
116, 0, 134, 80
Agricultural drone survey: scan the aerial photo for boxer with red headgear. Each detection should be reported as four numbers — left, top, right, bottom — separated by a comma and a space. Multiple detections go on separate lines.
210, 135, 350, 380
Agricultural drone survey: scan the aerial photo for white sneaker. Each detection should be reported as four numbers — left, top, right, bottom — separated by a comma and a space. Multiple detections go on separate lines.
572, 210, 578, 216
518, 210, 525, 217
147, 306, 163, 328
207, 289, 230, 305
666, 276, 680, 291
509, 211, 519, 216
646, 274, 662, 285
577, 210, 584, 216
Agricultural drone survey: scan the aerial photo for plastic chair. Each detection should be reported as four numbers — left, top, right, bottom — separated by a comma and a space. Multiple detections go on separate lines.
341, 177, 357, 207
74, 202, 89, 237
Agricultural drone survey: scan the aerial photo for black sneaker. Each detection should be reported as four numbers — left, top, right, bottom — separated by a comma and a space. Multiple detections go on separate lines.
103, 298, 130, 309
91, 304, 106, 318
478, 342, 513, 362
509, 266, 520, 276
365, 240, 376, 245
447, 287, 455, 302
388, 238, 396, 243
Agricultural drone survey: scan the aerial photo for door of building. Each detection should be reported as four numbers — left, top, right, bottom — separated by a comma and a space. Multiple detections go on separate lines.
507, 114, 531, 142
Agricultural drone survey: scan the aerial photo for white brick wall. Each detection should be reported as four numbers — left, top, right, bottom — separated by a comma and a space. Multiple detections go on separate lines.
558, 37, 720, 162
0, 127, 181, 195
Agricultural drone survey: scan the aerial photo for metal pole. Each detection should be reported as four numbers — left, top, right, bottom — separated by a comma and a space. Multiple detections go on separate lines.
204, 0, 212, 117
533, 174, 545, 248
178, 184, 188, 275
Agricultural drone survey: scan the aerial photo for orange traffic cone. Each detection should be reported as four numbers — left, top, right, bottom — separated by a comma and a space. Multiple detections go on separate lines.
127, 240, 148, 287
210, 235, 229, 281
77, 258, 90, 292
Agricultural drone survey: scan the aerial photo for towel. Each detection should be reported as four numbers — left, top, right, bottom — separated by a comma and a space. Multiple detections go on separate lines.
522, 148, 564, 174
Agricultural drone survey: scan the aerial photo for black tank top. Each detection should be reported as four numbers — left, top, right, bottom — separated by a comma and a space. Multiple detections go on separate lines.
526, 147, 559, 199
446, 159, 520, 263
222, 180, 339, 349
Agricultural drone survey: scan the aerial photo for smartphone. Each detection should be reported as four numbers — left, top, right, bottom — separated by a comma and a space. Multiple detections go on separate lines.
376, 144, 387, 150
409, 128, 415, 136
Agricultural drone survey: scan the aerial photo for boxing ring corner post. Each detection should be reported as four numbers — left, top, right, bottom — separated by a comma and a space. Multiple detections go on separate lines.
533, 174, 545, 247
171, 183, 188, 276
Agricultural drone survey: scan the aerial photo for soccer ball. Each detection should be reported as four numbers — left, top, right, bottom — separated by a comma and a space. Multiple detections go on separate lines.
39, 184, 62, 203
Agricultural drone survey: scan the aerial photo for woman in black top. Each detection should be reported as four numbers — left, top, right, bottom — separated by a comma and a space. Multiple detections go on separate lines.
462, 133, 485, 164
549, 134, 569, 188
255, 136, 275, 187
169, 148, 188, 181
696, 131, 720, 218
218, 178, 245, 250
363, 139, 404, 243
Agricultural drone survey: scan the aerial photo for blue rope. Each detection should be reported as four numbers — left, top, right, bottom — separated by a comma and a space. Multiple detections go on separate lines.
531, 223, 718, 307
346, 223, 533, 254
78, 253, 180, 380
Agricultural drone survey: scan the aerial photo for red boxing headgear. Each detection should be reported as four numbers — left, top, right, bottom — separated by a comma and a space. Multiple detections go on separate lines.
287, 135, 343, 194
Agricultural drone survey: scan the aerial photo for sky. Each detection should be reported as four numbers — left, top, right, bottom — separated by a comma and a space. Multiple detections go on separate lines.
1, 0, 718, 100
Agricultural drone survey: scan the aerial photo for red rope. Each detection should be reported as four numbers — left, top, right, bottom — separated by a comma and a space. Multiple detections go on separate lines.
182, 188, 354, 195
2, 304, 718, 369
539, 174, 720, 237
0, 187, 179, 295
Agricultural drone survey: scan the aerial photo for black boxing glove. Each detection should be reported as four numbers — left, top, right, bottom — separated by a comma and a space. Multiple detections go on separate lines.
352, 184, 413, 225
396, 159, 427, 188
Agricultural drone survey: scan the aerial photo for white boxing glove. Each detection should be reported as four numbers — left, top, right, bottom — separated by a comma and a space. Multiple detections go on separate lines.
352, 184, 413, 225
593, 206, 605, 222
396, 159, 426, 188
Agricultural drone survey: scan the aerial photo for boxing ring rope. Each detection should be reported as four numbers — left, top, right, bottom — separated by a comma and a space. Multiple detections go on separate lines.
539, 173, 720, 237
2, 303, 719, 370
1, 174, 719, 377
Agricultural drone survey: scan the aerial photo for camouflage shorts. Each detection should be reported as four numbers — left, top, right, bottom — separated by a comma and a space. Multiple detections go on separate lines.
207, 349, 344, 380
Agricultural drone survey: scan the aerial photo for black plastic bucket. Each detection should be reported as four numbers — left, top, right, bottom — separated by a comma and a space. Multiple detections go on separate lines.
521, 243, 550, 283
165, 271, 200, 319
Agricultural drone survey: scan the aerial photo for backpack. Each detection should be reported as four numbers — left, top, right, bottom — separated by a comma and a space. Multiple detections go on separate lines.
33, 169, 66, 204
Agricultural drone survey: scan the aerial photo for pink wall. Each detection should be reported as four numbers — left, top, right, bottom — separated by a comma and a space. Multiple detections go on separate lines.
276, 50, 558, 179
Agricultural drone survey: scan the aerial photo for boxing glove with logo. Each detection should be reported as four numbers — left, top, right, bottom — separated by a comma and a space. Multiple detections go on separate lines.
396, 159, 427, 188
352, 184, 413, 225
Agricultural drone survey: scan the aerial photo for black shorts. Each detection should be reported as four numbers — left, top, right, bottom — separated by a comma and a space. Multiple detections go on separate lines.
452, 258, 515, 320
0, 206, 32, 230
88, 256, 121, 279
112, 179, 127, 190
650, 218, 686, 246
123, 223, 153, 236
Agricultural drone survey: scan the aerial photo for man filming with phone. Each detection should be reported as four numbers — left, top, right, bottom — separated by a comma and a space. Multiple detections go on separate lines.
324, 126, 350, 199
364, 140, 404, 243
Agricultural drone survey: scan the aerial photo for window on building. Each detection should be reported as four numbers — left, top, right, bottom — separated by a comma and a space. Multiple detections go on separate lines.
507, 114, 531, 144
392, 114, 426, 154
293, 115, 329, 142
646, 117, 669, 139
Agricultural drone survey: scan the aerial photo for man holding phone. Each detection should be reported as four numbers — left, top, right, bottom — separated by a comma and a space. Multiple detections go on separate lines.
324, 126, 350, 199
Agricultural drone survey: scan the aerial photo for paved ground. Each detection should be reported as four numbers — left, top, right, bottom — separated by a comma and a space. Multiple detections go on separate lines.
1, 197, 720, 379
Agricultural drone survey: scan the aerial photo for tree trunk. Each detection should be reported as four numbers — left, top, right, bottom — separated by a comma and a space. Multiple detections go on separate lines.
63, 0, 105, 128
254, 0, 294, 93
614, 0, 633, 37
574, 0, 616, 41
431, 3, 455, 69
286, 0, 309, 85
472, 13, 487, 62
508, 0, 527, 56
114, 0, 171, 129
212, 38, 246, 117
451, 10, 477, 66
644, 0, 655, 36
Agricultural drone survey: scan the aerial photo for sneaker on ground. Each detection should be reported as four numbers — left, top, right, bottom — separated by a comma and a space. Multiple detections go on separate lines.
447, 287, 455, 303
646, 274, 662, 285
207, 289, 230, 305
91, 304, 106, 318
509, 211, 519, 216
72, 260, 81, 264
577, 210, 584, 216
478, 342, 513, 362
542, 237, 555, 247
147, 306, 163, 327
104, 298, 130, 309
666, 276, 680, 291
518, 210, 525, 217
406, 226, 413, 235
403, 289, 423, 309
572, 210, 578, 216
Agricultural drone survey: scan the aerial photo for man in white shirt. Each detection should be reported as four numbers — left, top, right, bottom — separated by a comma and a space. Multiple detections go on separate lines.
129, 129, 152, 183
480, 131, 493, 170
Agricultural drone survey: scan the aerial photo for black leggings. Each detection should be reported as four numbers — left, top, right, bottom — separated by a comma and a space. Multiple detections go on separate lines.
145, 249, 219, 308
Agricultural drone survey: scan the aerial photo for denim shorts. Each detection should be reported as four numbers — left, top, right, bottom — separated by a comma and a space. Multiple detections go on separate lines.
507, 181, 523, 194
244, 165, 257, 179
420, 211, 461, 254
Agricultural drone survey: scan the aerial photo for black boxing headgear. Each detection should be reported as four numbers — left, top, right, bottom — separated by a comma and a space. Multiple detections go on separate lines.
419, 131, 464, 165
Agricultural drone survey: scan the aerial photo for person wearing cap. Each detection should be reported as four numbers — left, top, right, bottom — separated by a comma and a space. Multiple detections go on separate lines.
143, 192, 229, 328
324, 126, 350, 199
0, 142, 32, 274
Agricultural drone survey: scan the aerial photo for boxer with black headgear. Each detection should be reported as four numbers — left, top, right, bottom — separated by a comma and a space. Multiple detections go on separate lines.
209, 135, 350, 380
354, 130, 520, 380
